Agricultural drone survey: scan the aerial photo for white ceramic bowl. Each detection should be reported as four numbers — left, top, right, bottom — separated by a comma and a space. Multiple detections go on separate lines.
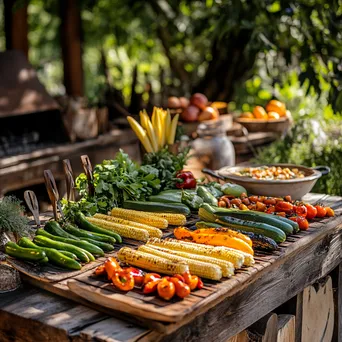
203, 164, 330, 199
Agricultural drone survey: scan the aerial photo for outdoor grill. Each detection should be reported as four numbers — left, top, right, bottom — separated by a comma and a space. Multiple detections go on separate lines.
0, 50, 138, 197
0, 50, 69, 158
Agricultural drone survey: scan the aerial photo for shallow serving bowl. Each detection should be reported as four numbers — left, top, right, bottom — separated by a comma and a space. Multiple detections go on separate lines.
204, 164, 330, 199
235, 117, 290, 133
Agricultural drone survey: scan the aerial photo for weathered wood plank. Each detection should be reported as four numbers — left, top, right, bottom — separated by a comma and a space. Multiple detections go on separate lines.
156, 222, 342, 341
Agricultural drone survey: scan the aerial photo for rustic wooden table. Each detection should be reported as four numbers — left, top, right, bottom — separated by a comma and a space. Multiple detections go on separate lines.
1, 193, 342, 342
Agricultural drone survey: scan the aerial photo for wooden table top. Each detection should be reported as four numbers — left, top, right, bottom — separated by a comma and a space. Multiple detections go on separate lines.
1, 193, 342, 342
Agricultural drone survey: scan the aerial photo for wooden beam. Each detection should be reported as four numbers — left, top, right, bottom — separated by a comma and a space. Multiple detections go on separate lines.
4, 0, 29, 57
60, 0, 84, 96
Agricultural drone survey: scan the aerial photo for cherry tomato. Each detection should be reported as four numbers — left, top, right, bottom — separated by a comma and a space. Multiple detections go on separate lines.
256, 201, 267, 212
143, 279, 162, 294
276, 212, 286, 217
284, 195, 292, 202
239, 204, 249, 210
249, 196, 259, 203
265, 206, 276, 214
248, 204, 256, 210
197, 278, 204, 289
231, 198, 242, 206
183, 271, 199, 291
240, 192, 248, 199
157, 278, 176, 300
325, 207, 335, 217
169, 277, 191, 298
94, 264, 106, 276
143, 273, 161, 285
305, 204, 317, 220
290, 216, 309, 230
315, 205, 327, 218
242, 198, 250, 206
295, 205, 307, 217
173, 274, 185, 283
275, 201, 293, 213
264, 198, 276, 206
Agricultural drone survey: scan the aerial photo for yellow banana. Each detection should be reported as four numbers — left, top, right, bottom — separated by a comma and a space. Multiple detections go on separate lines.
127, 116, 153, 153
168, 113, 179, 145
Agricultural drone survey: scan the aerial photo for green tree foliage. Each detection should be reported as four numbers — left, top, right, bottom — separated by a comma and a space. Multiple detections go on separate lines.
13, 0, 341, 111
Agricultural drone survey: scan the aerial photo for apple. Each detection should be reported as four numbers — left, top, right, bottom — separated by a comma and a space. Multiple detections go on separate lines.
179, 97, 189, 109
167, 96, 181, 109
190, 93, 208, 110
181, 105, 200, 122
198, 106, 219, 121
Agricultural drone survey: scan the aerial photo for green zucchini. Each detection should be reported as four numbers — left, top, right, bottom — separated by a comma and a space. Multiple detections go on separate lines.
18, 238, 81, 270
196, 221, 223, 229
149, 190, 196, 203
36, 229, 104, 256
221, 183, 247, 197
123, 200, 191, 216
5, 242, 47, 262
59, 251, 77, 260
33, 235, 92, 263
44, 220, 79, 240
197, 186, 218, 206
81, 238, 114, 252
199, 206, 286, 243
276, 215, 300, 233
76, 212, 122, 243
242, 233, 278, 252
213, 209, 294, 235
63, 223, 117, 244
217, 216, 286, 243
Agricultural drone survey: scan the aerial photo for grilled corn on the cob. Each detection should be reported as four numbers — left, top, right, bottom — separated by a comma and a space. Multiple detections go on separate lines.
144, 245, 235, 277
138, 245, 222, 280
87, 217, 149, 241
147, 238, 244, 269
93, 214, 162, 238
110, 208, 168, 229
117, 247, 189, 275
144, 212, 187, 226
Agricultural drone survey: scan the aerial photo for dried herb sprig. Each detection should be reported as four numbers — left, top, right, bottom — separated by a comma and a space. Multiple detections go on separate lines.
0, 196, 30, 237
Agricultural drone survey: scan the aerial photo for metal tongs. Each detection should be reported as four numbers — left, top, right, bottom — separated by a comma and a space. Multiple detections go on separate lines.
24, 190, 40, 227
43, 169, 64, 221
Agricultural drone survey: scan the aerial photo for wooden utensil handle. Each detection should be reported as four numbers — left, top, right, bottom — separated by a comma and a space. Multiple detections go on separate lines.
24, 190, 40, 227
44, 170, 59, 221
63, 159, 75, 201
81, 155, 95, 196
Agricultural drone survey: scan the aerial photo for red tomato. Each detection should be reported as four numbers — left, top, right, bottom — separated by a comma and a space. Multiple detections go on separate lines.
295, 205, 307, 217
325, 207, 335, 217
275, 201, 293, 213
290, 216, 309, 230
265, 206, 276, 214
256, 201, 267, 212
305, 204, 317, 220
249, 196, 259, 203
315, 205, 327, 218
264, 198, 277, 206
276, 212, 286, 217
284, 195, 292, 202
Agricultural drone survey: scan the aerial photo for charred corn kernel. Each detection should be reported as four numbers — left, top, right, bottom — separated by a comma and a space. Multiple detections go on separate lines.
93, 214, 162, 238
145, 245, 234, 278
110, 208, 168, 229
144, 212, 186, 226
139, 245, 222, 280
117, 247, 189, 275
147, 238, 244, 269
87, 217, 149, 241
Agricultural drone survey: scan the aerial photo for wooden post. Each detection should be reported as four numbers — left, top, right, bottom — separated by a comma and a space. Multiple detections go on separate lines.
60, 0, 84, 97
4, 0, 29, 57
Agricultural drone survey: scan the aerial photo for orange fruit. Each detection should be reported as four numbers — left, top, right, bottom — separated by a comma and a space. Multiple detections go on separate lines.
253, 106, 268, 119
266, 100, 286, 117
240, 112, 254, 119
268, 111, 280, 120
